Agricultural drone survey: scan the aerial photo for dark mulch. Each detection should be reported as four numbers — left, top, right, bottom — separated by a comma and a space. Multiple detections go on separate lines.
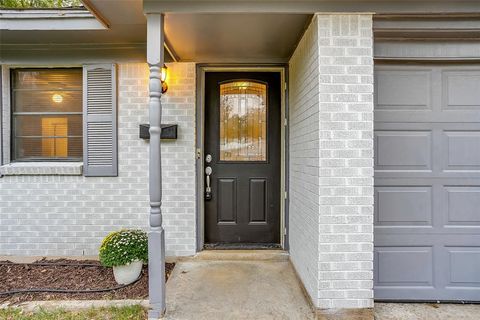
0, 259, 175, 304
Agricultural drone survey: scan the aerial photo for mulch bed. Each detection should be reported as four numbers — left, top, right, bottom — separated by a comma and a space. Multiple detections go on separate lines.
0, 259, 175, 304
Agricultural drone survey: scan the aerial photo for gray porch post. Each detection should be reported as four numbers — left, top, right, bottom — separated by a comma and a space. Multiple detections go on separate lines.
146, 13, 166, 319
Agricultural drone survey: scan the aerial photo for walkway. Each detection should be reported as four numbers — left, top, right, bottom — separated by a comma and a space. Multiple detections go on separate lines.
162, 250, 315, 320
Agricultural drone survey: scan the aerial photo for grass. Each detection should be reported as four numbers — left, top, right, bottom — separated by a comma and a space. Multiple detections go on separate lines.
0, 305, 146, 320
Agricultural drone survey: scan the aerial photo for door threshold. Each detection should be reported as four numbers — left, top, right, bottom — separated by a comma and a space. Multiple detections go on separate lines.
195, 248, 289, 261
204, 243, 281, 250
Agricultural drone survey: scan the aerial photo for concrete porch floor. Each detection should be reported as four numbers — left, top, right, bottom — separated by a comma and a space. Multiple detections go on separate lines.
162, 250, 315, 320
160, 250, 480, 320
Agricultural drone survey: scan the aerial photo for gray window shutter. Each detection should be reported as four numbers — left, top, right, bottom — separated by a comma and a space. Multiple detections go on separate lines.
82, 64, 118, 177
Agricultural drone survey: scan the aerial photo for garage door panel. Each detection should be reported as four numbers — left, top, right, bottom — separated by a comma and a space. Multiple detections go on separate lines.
444, 131, 480, 171
374, 63, 480, 301
375, 186, 432, 226
445, 186, 480, 226
375, 69, 431, 111
375, 246, 433, 286
375, 131, 432, 171
443, 70, 480, 111
446, 247, 480, 286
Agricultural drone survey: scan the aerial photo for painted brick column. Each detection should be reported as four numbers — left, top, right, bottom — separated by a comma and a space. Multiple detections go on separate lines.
316, 14, 374, 310
289, 13, 374, 314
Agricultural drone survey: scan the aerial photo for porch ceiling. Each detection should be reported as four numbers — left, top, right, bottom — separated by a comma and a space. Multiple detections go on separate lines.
3, 0, 480, 64
0, 0, 311, 64
164, 13, 312, 63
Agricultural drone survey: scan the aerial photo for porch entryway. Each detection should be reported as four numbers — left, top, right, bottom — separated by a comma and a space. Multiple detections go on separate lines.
162, 251, 314, 319
144, 6, 376, 317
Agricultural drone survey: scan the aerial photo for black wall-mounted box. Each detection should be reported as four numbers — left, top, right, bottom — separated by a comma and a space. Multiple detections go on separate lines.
139, 124, 178, 140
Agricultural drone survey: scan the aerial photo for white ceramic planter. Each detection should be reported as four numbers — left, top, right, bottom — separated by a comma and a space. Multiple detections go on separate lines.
113, 260, 143, 285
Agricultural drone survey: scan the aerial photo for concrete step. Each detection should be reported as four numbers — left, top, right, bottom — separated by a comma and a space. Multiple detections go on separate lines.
164, 258, 315, 319
192, 250, 289, 261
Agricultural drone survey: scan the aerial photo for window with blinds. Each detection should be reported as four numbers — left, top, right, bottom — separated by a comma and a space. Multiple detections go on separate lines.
11, 68, 83, 161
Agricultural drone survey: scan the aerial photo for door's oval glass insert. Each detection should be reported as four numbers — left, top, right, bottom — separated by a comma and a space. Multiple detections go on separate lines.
220, 81, 267, 161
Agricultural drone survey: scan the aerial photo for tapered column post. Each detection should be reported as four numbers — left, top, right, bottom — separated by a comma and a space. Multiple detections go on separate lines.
146, 13, 165, 319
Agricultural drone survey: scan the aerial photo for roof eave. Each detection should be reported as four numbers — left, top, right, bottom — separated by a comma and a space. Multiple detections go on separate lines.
0, 9, 107, 31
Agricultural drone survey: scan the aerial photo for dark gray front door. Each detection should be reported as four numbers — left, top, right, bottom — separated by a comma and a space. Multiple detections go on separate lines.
374, 63, 480, 301
204, 72, 281, 245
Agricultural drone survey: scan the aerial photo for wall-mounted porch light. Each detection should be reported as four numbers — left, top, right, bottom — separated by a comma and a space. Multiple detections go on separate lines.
161, 64, 168, 94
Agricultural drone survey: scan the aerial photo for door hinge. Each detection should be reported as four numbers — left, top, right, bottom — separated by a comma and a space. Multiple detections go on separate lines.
284, 227, 287, 236
284, 82, 287, 91
284, 118, 288, 127
284, 191, 288, 199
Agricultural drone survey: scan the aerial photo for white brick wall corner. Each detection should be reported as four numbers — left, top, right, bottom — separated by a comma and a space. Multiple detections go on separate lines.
289, 14, 374, 310
0, 62, 196, 257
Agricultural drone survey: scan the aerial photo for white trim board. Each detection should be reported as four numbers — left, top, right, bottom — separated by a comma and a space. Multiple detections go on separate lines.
375, 41, 480, 60
0, 9, 106, 31
144, 0, 480, 14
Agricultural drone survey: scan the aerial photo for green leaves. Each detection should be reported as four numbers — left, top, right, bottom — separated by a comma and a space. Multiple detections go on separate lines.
99, 229, 148, 267
0, 0, 83, 9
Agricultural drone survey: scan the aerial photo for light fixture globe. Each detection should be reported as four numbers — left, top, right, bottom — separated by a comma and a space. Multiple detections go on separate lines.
160, 64, 168, 93
52, 93, 63, 103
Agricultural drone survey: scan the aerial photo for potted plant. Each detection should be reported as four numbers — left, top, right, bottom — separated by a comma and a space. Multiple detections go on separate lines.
99, 229, 148, 285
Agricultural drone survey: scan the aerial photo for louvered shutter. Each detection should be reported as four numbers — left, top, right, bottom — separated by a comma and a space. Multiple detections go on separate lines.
82, 64, 118, 177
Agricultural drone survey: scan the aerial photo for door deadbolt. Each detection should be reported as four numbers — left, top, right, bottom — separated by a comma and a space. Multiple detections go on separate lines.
205, 154, 212, 163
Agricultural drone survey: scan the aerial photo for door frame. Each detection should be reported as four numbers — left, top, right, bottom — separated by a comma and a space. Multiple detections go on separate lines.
195, 64, 289, 251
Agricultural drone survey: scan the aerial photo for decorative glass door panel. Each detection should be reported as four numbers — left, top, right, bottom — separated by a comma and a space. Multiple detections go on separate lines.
219, 81, 267, 161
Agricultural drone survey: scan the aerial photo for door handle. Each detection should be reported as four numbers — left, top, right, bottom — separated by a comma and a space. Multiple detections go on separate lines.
205, 166, 212, 201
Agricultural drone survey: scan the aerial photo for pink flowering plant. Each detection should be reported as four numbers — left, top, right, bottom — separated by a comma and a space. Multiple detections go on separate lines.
99, 229, 148, 267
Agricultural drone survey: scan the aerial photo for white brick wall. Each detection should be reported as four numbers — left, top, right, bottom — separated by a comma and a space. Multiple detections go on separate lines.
317, 14, 374, 309
288, 17, 321, 305
289, 14, 374, 309
0, 62, 197, 257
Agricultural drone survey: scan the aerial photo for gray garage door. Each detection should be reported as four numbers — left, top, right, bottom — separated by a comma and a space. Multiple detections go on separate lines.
374, 63, 480, 301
